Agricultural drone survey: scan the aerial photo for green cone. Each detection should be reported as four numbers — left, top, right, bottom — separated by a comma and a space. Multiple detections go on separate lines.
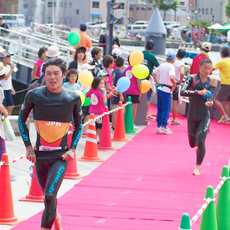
200, 186, 218, 230
124, 96, 136, 134
216, 166, 230, 230
179, 213, 191, 229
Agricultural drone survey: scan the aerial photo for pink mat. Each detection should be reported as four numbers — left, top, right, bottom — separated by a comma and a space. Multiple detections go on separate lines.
13, 106, 230, 230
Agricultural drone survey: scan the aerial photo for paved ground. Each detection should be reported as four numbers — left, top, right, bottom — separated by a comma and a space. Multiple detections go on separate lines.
1, 122, 145, 230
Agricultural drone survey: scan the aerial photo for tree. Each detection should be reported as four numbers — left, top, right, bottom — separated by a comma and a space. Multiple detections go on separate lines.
2, 0, 18, 14
153, 0, 178, 21
226, 0, 230, 17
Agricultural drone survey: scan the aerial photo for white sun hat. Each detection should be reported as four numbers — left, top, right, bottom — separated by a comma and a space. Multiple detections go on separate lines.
46, 45, 61, 57
81, 63, 95, 71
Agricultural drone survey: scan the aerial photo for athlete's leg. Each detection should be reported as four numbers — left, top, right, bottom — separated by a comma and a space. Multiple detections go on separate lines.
214, 99, 227, 117
224, 101, 230, 117
37, 159, 68, 229
196, 117, 210, 166
187, 117, 198, 148
172, 100, 179, 120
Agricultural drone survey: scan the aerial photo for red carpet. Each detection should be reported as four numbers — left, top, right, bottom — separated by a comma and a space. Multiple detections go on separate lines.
13, 106, 229, 230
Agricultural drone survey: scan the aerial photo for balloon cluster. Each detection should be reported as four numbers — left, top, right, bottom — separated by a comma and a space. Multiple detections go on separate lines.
129, 50, 151, 94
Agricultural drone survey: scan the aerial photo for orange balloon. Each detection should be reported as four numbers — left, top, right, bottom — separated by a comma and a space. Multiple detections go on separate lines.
141, 80, 151, 94
129, 50, 144, 67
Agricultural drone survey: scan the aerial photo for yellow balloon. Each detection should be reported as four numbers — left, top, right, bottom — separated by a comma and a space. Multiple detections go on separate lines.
129, 50, 144, 67
75, 90, 85, 105
79, 70, 94, 87
132, 64, 150, 79
141, 80, 151, 94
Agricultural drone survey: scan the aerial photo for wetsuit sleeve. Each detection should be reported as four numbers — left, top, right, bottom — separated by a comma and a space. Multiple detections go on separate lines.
18, 91, 34, 147
181, 76, 198, 96
70, 97, 82, 150
206, 86, 216, 102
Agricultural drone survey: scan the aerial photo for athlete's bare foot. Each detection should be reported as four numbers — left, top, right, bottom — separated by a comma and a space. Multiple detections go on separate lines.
53, 212, 62, 230
193, 165, 200, 176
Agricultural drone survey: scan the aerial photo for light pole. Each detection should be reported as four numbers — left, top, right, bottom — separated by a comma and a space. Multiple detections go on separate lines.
198, 13, 201, 41
105, 0, 120, 55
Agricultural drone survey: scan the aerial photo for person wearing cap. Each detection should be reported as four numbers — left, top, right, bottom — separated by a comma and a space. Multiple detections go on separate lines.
72, 23, 92, 63
212, 46, 230, 124
68, 46, 86, 74
0, 50, 16, 115
171, 49, 186, 125
190, 42, 212, 75
111, 48, 122, 70
90, 47, 103, 77
0, 62, 8, 162
142, 40, 160, 120
152, 51, 176, 135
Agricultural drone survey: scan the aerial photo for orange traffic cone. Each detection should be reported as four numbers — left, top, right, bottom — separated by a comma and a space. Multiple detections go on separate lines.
79, 114, 104, 162
0, 154, 23, 225
19, 164, 44, 203
112, 101, 128, 142
98, 107, 118, 151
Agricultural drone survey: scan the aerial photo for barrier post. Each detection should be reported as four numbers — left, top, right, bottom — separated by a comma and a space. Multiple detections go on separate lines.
179, 213, 192, 230
124, 96, 136, 134
199, 186, 218, 230
216, 166, 230, 230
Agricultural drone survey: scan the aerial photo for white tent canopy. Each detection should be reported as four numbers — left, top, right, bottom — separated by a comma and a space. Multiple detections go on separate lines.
208, 23, 225, 30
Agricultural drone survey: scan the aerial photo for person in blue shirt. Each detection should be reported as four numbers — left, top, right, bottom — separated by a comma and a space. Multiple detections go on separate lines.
111, 57, 126, 130
63, 69, 80, 91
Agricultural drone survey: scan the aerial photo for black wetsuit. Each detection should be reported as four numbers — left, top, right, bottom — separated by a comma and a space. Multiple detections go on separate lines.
181, 74, 216, 165
18, 86, 82, 229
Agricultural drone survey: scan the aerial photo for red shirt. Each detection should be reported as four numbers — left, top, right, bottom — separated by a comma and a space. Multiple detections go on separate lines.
190, 54, 209, 74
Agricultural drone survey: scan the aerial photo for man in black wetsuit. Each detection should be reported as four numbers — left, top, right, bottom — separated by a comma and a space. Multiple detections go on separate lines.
18, 58, 82, 230
181, 58, 217, 176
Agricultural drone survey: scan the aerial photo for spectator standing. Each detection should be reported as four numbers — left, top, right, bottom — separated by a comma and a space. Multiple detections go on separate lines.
69, 46, 86, 74
63, 69, 80, 91
212, 46, 230, 123
90, 47, 103, 77
0, 62, 8, 161
111, 48, 122, 70
111, 57, 126, 130
0, 18, 9, 37
172, 49, 186, 125
124, 56, 141, 129
152, 52, 176, 135
142, 40, 160, 120
31, 47, 47, 80
86, 77, 106, 143
0, 50, 16, 115
190, 42, 211, 74
72, 23, 92, 63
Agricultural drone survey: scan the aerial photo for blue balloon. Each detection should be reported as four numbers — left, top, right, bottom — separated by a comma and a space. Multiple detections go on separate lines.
117, 77, 131, 93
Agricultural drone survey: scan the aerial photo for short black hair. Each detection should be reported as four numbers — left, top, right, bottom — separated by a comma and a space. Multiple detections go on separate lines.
115, 57, 124, 68
103, 55, 114, 68
146, 40, 155, 50
0, 18, 3, 21
42, 58, 67, 74
177, 49, 186, 59
67, 69, 78, 78
91, 48, 102, 59
199, 58, 212, 67
91, 77, 103, 90
220, 46, 229, 58
127, 55, 130, 65
0, 74, 5, 80
38, 47, 48, 59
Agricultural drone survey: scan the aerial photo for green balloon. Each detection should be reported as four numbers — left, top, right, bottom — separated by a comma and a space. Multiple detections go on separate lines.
83, 89, 91, 106
68, 31, 80, 46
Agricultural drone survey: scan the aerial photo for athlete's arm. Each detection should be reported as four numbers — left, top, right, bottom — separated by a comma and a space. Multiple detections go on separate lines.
18, 91, 36, 163
181, 75, 199, 96
70, 96, 82, 150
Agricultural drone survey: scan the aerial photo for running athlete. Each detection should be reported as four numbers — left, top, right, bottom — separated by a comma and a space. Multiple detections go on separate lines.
18, 58, 82, 230
181, 58, 217, 176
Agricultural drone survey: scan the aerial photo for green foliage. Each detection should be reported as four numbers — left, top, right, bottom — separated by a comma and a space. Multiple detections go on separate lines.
153, 0, 178, 12
188, 20, 211, 28
226, 0, 230, 17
